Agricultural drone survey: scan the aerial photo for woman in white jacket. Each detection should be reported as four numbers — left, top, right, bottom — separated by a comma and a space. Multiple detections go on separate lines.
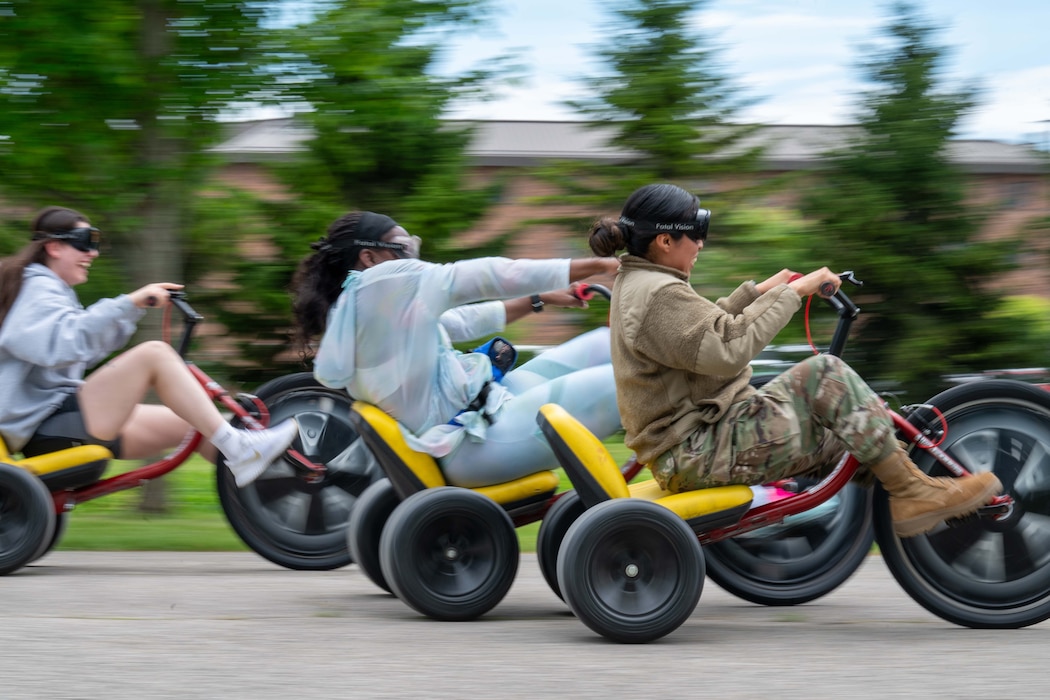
291, 210, 622, 487
0, 206, 298, 487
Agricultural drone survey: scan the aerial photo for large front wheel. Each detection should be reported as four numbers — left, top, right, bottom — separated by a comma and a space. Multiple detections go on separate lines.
218, 372, 381, 571
704, 482, 874, 606
875, 379, 1050, 628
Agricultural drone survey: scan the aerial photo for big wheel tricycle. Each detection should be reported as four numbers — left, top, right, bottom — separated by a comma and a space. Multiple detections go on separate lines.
538, 274, 1050, 642
0, 291, 374, 575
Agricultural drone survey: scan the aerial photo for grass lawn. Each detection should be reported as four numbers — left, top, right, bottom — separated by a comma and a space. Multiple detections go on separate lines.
56, 436, 642, 554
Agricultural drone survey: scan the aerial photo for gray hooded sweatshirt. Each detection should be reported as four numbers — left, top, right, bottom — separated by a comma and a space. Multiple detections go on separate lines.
0, 263, 145, 453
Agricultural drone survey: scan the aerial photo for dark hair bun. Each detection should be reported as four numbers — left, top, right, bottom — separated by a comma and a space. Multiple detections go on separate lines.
588, 216, 626, 257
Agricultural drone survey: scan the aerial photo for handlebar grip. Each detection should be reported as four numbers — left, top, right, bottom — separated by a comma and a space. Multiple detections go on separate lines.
575, 283, 612, 301
819, 281, 836, 298
145, 295, 158, 308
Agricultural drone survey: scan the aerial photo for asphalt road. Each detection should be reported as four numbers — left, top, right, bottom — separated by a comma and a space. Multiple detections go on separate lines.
2, 551, 1045, 699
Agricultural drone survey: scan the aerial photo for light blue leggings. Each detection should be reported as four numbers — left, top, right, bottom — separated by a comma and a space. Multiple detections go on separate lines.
440, 328, 621, 488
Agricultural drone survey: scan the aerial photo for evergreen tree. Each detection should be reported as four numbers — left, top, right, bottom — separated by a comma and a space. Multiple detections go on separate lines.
203, 0, 512, 383
0, 0, 271, 302
570, 0, 762, 184
800, 1, 1021, 398
536, 0, 783, 328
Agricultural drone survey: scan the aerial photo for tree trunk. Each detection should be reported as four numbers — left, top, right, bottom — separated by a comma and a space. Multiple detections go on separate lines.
135, 0, 186, 514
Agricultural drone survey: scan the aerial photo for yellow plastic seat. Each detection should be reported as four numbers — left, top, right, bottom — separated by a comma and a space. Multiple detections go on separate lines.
1, 439, 112, 491
537, 402, 753, 532
349, 401, 559, 513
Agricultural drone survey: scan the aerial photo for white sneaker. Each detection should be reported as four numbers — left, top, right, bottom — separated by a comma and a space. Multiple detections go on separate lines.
225, 419, 299, 488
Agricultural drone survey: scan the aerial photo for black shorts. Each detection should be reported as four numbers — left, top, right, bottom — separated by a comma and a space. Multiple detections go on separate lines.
22, 393, 123, 459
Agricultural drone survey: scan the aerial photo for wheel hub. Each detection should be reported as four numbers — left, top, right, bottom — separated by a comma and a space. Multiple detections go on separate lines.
624, 563, 640, 579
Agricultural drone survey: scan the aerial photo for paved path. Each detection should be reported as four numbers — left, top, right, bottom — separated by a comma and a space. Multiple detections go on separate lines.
1, 552, 1044, 699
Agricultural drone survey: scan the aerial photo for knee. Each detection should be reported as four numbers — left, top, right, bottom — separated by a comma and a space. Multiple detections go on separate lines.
132, 340, 182, 365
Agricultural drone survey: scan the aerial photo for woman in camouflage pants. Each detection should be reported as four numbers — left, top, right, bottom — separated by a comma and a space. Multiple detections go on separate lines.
588, 183, 1000, 537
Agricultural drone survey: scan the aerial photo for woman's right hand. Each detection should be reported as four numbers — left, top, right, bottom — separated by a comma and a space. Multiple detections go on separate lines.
788, 267, 840, 298
129, 282, 185, 309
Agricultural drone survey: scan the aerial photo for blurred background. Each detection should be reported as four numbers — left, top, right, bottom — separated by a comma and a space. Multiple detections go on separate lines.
1, 0, 1047, 403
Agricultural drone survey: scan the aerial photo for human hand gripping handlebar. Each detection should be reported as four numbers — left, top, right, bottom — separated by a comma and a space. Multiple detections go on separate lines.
787, 271, 864, 357
573, 283, 612, 302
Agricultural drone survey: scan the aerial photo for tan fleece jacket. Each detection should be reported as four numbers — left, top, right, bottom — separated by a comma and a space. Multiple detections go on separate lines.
610, 255, 802, 464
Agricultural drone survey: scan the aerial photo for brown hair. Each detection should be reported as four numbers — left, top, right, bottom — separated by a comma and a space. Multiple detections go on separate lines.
0, 206, 88, 328
588, 183, 700, 259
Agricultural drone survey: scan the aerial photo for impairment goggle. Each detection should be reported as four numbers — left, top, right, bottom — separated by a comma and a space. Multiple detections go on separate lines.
34, 226, 102, 253
619, 208, 712, 243
349, 235, 421, 259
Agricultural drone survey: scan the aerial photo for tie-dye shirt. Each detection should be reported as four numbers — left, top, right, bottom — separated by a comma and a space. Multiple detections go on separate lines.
314, 256, 570, 456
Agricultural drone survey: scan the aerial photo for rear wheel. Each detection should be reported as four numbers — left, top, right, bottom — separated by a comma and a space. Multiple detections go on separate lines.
0, 463, 56, 576
31, 512, 68, 563
535, 491, 584, 601
218, 372, 381, 570
380, 487, 519, 621
875, 380, 1050, 628
558, 499, 704, 643
347, 478, 398, 593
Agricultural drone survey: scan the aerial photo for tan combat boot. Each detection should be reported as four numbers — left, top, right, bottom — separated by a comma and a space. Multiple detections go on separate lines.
869, 447, 1002, 537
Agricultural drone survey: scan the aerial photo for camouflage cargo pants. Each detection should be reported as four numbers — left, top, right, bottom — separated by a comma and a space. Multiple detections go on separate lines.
651, 354, 898, 493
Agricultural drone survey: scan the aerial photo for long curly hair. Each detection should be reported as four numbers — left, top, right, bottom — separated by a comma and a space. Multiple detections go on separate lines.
290, 211, 380, 356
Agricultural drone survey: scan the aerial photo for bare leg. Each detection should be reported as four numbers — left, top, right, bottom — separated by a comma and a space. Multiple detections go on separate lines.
78, 341, 224, 444
115, 404, 219, 461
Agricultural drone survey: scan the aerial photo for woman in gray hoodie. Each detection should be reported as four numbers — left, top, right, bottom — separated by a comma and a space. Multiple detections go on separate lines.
0, 206, 297, 488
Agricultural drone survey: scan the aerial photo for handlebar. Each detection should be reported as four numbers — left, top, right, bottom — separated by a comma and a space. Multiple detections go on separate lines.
821, 271, 863, 358
162, 291, 204, 359
575, 283, 612, 302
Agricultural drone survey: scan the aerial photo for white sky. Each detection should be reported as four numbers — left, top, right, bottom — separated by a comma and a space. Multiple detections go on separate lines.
435, 0, 1050, 144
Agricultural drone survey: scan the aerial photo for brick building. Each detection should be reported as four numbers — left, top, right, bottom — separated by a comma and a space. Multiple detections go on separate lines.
210, 119, 1050, 345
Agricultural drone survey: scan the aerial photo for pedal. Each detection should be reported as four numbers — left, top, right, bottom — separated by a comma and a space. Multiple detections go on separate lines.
769, 479, 800, 493
235, 393, 270, 426
944, 497, 1013, 528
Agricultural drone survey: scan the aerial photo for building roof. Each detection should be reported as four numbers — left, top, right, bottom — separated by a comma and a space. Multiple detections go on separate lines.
210, 118, 1048, 174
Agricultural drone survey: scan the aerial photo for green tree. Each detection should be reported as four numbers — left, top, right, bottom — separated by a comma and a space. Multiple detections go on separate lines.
570, 0, 762, 184
536, 0, 781, 309
799, 1, 1021, 398
0, 0, 272, 304
205, 0, 512, 384
0, 1, 280, 512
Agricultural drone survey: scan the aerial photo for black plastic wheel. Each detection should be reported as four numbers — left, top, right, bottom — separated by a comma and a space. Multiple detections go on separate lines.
217, 372, 381, 571
0, 462, 56, 576
875, 379, 1050, 628
535, 490, 584, 601
557, 499, 704, 643
379, 487, 519, 621
347, 478, 399, 593
705, 482, 874, 605
31, 511, 68, 564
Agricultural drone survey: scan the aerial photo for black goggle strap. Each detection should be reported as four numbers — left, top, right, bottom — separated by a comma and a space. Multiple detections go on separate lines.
348, 239, 407, 252
32, 226, 101, 251
619, 209, 711, 240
